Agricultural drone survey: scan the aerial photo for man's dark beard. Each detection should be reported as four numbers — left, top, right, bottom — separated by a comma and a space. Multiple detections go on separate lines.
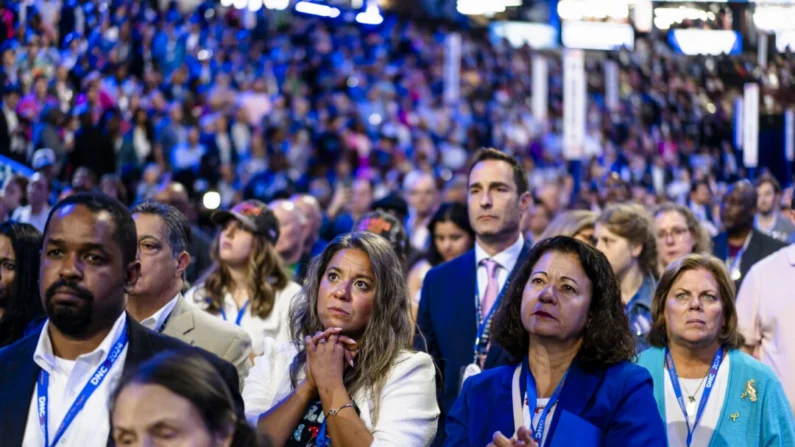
44, 279, 95, 337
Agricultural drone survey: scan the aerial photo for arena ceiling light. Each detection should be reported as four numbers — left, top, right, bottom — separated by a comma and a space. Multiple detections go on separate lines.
295, 1, 341, 18
456, 0, 521, 16
668, 29, 741, 55
263, 0, 289, 10
654, 6, 715, 30
754, 6, 795, 32
557, 0, 629, 22
356, 1, 383, 25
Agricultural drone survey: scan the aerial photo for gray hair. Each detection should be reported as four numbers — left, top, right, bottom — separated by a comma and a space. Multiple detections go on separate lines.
130, 201, 192, 257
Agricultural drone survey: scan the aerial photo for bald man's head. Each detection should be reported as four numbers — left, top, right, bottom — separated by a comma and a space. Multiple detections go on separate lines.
269, 200, 306, 264
154, 183, 191, 217
291, 194, 323, 247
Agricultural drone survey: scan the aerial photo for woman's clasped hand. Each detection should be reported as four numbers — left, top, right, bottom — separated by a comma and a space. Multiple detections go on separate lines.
304, 327, 359, 392
487, 427, 538, 447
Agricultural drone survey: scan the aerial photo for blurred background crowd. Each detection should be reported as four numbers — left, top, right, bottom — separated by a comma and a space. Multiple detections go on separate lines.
2, 0, 794, 242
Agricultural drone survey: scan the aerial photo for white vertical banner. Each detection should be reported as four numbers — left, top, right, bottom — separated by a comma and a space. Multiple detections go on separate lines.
734, 96, 744, 149
532, 55, 548, 123
758, 32, 768, 69
563, 49, 586, 161
786, 108, 794, 162
444, 33, 461, 105
743, 83, 760, 168
604, 60, 619, 111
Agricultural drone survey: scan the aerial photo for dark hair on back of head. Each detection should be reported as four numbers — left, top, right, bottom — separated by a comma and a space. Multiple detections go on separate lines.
492, 236, 636, 370
110, 351, 269, 447
0, 222, 44, 347
467, 148, 529, 196
131, 201, 192, 257
44, 193, 138, 266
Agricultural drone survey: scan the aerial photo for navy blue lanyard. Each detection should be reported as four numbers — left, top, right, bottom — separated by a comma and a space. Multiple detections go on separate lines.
665, 346, 724, 447
157, 310, 174, 334
523, 361, 569, 443
219, 300, 249, 326
37, 323, 129, 447
472, 266, 510, 360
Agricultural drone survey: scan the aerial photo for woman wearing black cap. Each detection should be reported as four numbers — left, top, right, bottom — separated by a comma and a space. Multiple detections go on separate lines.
187, 200, 303, 356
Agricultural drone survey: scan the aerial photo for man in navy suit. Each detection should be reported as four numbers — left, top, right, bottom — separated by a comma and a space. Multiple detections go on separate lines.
415, 148, 532, 446
0, 193, 241, 447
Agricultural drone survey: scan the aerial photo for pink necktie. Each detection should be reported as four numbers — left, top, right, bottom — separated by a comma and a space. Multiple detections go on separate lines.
481, 259, 500, 318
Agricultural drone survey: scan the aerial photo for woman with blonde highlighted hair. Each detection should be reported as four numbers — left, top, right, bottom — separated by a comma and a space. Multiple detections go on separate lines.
242, 232, 439, 446
187, 200, 302, 356
637, 253, 794, 446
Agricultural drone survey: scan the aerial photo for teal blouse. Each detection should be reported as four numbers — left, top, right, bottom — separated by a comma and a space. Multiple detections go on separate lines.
637, 347, 795, 446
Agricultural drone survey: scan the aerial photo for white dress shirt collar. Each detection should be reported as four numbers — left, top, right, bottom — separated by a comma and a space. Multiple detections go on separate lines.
475, 234, 525, 272
140, 294, 181, 332
33, 312, 128, 375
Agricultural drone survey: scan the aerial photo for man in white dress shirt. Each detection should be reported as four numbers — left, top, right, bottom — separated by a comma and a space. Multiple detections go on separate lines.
11, 172, 52, 233
0, 193, 242, 447
127, 201, 252, 389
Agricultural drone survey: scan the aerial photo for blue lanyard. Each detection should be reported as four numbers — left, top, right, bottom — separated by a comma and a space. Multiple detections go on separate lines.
472, 266, 510, 360
726, 234, 751, 274
665, 346, 724, 447
157, 310, 174, 334
523, 361, 569, 443
219, 300, 249, 326
37, 323, 129, 447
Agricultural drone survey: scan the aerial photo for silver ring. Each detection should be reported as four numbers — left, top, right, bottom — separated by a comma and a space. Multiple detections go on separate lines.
318, 338, 327, 344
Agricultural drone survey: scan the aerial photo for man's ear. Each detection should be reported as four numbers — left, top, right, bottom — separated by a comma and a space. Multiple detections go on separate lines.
175, 251, 191, 277
124, 260, 141, 294
518, 191, 532, 212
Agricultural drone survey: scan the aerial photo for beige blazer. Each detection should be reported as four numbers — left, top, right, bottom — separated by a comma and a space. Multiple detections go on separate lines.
162, 296, 252, 390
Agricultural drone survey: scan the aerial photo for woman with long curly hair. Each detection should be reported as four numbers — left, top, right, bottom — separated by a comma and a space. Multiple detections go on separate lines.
445, 237, 665, 447
242, 232, 439, 446
0, 221, 45, 347
187, 200, 302, 356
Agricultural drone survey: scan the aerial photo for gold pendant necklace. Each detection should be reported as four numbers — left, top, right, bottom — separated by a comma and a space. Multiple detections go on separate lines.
680, 376, 707, 415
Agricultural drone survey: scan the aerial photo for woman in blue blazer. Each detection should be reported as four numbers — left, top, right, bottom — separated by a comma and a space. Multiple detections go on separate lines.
445, 237, 666, 447
637, 253, 795, 446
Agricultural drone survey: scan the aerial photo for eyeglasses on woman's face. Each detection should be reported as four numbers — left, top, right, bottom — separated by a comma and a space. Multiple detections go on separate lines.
656, 227, 690, 242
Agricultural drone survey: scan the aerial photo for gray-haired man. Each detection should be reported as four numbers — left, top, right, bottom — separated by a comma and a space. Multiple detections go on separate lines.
126, 201, 252, 389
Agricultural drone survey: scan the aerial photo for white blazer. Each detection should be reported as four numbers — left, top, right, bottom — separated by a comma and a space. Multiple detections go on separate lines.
242, 338, 440, 446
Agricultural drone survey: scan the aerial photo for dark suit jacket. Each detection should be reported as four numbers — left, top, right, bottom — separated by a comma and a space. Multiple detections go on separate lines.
712, 229, 787, 290
0, 314, 242, 447
444, 359, 666, 447
414, 241, 532, 446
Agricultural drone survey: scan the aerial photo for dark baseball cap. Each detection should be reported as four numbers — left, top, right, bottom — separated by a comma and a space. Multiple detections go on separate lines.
211, 200, 280, 244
